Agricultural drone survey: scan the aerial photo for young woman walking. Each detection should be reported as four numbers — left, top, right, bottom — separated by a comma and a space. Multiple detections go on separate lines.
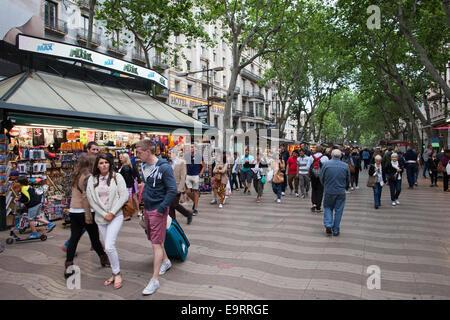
86, 154, 129, 290
65, 153, 109, 278
213, 153, 228, 209
384, 153, 404, 206
368, 155, 386, 209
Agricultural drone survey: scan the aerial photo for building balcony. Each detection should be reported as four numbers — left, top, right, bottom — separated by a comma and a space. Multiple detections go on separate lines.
152, 56, 169, 70
233, 110, 244, 118
241, 68, 263, 82
44, 19, 68, 37
246, 111, 255, 117
76, 28, 101, 47
234, 86, 240, 94
241, 90, 250, 97
249, 92, 265, 101
106, 41, 127, 56
132, 51, 147, 65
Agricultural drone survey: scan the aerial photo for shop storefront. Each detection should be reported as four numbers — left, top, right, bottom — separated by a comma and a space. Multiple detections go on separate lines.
0, 35, 214, 230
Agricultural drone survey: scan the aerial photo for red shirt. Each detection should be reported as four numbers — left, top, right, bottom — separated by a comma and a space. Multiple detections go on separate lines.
287, 156, 298, 175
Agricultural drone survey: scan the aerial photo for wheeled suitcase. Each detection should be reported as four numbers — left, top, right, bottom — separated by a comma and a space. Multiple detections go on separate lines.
164, 220, 190, 261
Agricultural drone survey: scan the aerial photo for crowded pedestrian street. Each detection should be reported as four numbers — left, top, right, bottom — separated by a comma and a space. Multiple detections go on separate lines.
1, 172, 449, 300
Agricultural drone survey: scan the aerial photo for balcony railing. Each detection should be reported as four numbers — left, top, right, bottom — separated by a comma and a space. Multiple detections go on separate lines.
265, 116, 272, 121
241, 68, 263, 82
44, 18, 68, 36
106, 40, 127, 56
77, 28, 101, 46
246, 111, 255, 117
132, 51, 147, 64
152, 56, 169, 69
234, 86, 240, 94
241, 90, 250, 97
233, 110, 243, 117
249, 92, 265, 100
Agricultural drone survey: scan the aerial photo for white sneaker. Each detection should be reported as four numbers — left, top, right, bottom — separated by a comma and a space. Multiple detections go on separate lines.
281, 192, 285, 196
345, 191, 351, 194
395, 200, 400, 205
219, 204, 223, 209
392, 201, 396, 206
210, 199, 217, 204
142, 278, 160, 295
351, 187, 354, 191
159, 260, 172, 275
355, 186, 359, 190
276, 199, 281, 203
295, 193, 299, 197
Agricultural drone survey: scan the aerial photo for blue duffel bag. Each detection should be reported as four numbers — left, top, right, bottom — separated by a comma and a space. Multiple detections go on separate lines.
164, 219, 190, 261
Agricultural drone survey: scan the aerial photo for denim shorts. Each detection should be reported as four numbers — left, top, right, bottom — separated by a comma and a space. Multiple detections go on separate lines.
27, 204, 42, 220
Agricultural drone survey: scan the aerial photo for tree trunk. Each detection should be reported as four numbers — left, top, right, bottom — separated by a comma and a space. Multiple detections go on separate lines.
397, 9, 450, 100
87, 0, 97, 49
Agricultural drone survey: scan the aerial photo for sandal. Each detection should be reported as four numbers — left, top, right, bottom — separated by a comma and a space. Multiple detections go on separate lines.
104, 275, 115, 286
113, 273, 123, 290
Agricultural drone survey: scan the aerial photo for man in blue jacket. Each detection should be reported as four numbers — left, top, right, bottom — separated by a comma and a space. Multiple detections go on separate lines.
320, 149, 350, 236
136, 139, 178, 295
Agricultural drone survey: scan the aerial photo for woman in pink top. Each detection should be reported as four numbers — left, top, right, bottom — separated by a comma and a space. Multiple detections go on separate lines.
86, 154, 128, 290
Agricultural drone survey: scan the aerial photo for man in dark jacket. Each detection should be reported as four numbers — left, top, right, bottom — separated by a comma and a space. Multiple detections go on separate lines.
404, 146, 418, 189
136, 139, 177, 296
280, 144, 290, 195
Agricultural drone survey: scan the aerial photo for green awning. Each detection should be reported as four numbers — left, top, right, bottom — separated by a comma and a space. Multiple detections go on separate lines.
0, 71, 216, 134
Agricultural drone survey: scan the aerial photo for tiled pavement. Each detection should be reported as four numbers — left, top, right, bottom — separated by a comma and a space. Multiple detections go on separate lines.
0, 172, 449, 300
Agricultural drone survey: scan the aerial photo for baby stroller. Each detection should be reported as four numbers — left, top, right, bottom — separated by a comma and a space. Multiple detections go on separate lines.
6, 206, 47, 244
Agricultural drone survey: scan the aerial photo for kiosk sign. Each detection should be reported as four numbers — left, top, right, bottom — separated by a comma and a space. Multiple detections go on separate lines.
17, 34, 168, 89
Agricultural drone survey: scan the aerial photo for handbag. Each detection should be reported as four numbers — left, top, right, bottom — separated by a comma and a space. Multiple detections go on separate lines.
348, 163, 355, 174
273, 172, 284, 184
122, 198, 135, 218
261, 174, 266, 184
367, 174, 377, 187
437, 161, 445, 173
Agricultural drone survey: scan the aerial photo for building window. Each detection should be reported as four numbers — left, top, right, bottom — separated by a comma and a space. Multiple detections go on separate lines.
223, 75, 226, 87
251, 83, 254, 95
174, 35, 179, 43
175, 80, 180, 92
213, 71, 217, 81
44, 1, 57, 28
81, 15, 89, 31
251, 64, 254, 73
213, 52, 216, 62
242, 79, 246, 91
202, 86, 207, 98
187, 84, 192, 95
222, 57, 225, 67
186, 60, 191, 71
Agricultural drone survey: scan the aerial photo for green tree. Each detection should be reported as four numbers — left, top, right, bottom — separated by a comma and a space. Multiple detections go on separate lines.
196, 0, 307, 146
96, 0, 210, 68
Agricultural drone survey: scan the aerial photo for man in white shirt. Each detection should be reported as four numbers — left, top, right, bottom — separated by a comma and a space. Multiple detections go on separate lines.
297, 149, 312, 198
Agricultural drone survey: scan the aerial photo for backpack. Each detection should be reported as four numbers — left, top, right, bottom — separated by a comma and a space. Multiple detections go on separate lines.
310, 155, 323, 177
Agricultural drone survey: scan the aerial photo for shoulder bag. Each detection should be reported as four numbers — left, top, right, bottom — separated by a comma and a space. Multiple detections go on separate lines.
367, 174, 377, 188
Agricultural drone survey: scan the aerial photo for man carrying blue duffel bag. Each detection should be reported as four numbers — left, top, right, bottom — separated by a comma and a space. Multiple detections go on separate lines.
136, 139, 178, 296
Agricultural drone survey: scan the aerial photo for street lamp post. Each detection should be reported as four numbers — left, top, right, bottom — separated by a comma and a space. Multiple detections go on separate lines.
176, 63, 224, 126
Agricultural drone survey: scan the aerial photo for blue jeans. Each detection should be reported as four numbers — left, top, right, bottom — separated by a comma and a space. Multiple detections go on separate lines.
422, 161, 429, 178
272, 182, 282, 200
323, 193, 346, 234
389, 179, 402, 201
373, 183, 382, 206
406, 163, 417, 187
